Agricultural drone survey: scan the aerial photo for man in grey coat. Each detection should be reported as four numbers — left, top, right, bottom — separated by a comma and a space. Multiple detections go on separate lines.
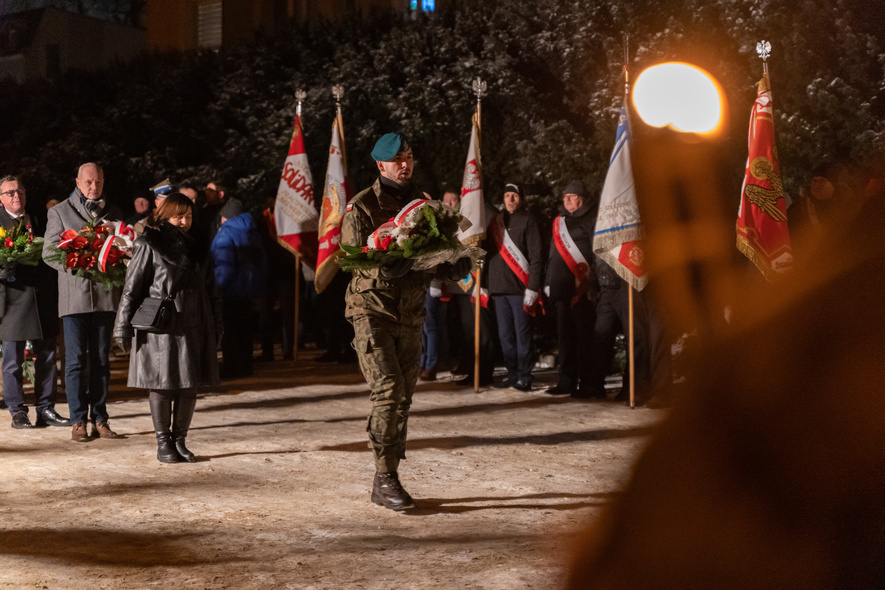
42, 163, 124, 442
0, 175, 70, 429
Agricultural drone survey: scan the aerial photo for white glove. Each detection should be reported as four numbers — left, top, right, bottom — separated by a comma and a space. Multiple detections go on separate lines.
524, 289, 539, 307
429, 280, 443, 298
543, 285, 550, 297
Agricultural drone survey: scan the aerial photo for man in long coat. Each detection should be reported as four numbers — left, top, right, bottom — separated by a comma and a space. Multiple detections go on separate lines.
0, 175, 69, 429
42, 163, 123, 442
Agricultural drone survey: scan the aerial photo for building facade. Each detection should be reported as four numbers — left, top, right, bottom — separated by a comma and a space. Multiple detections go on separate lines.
0, 7, 146, 83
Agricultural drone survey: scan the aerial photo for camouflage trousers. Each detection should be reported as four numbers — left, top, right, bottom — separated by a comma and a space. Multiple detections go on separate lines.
349, 315, 423, 473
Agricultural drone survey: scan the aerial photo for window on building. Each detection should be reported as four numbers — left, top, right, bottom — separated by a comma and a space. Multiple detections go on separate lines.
198, 1, 223, 49
410, 0, 434, 11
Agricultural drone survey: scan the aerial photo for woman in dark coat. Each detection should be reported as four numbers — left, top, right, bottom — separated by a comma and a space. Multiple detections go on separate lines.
114, 193, 222, 463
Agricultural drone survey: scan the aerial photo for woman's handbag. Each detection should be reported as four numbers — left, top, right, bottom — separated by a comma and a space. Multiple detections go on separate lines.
130, 294, 175, 333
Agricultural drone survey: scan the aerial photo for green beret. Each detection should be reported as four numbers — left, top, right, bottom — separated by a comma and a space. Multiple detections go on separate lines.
371, 133, 410, 161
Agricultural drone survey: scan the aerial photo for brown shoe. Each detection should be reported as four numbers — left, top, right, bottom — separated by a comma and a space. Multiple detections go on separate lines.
93, 421, 121, 439
418, 369, 436, 381
71, 422, 90, 442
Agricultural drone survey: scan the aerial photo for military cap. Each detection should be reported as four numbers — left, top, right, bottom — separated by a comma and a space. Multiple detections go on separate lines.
371, 133, 411, 162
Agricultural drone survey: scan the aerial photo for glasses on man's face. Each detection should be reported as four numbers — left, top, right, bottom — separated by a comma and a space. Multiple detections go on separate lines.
0, 189, 25, 197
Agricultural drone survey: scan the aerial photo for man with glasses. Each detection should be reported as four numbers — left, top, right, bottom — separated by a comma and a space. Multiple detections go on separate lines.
0, 175, 69, 429
42, 163, 124, 442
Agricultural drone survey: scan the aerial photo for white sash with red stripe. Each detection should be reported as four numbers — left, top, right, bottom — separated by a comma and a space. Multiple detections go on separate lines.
367, 198, 429, 250
552, 216, 590, 306
490, 213, 529, 286
490, 213, 543, 315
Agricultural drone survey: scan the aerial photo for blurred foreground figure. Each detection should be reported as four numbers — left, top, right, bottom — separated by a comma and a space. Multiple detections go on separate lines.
568, 179, 885, 587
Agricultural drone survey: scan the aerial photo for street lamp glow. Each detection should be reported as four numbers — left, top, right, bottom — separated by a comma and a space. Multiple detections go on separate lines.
632, 63, 724, 134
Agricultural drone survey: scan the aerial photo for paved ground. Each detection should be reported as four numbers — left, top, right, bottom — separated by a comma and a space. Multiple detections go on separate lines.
0, 351, 665, 589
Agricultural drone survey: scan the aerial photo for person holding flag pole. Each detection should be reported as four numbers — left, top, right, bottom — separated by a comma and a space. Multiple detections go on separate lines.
736, 41, 793, 280
273, 89, 319, 362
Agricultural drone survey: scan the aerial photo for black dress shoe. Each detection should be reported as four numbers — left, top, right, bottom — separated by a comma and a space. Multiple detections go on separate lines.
544, 385, 574, 396
371, 472, 415, 511
36, 407, 72, 427
572, 388, 606, 400
511, 380, 533, 392
11, 411, 34, 429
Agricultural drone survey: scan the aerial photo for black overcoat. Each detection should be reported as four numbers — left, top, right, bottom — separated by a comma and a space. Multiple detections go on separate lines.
0, 207, 58, 341
113, 223, 222, 390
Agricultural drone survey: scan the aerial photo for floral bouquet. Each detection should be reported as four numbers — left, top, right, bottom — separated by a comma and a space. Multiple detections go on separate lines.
0, 221, 44, 266
44, 221, 135, 291
338, 199, 478, 272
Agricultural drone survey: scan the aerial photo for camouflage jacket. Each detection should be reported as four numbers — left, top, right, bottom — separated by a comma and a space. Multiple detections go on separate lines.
341, 178, 431, 327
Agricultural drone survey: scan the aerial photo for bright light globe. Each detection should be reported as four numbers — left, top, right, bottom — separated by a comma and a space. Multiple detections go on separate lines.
632, 62, 723, 134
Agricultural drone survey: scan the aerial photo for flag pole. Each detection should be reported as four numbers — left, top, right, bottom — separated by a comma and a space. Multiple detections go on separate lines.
290, 89, 306, 363
622, 35, 637, 409
471, 77, 487, 393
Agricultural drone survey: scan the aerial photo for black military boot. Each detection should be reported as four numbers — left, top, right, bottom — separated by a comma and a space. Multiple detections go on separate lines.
149, 398, 182, 463
172, 397, 197, 463
371, 472, 415, 511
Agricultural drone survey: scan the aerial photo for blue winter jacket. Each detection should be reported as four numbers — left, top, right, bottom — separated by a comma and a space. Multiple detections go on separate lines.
211, 212, 268, 300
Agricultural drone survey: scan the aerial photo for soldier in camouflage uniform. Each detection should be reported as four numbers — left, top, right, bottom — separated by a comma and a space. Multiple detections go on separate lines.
341, 133, 471, 511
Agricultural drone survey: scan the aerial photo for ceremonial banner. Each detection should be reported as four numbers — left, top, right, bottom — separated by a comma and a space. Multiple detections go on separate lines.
315, 113, 351, 293
593, 102, 647, 292
736, 75, 792, 280
274, 112, 318, 267
457, 112, 486, 245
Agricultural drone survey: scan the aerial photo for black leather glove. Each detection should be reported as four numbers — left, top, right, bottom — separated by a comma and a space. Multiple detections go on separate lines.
0, 261, 18, 281
114, 337, 131, 355
447, 256, 473, 281
383, 257, 414, 279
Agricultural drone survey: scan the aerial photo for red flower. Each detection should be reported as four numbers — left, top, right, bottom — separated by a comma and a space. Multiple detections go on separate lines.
70, 236, 89, 249
90, 238, 104, 252
77, 253, 95, 269
65, 252, 79, 269
380, 235, 394, 250
3, 238, 12, 248
105, 248, 120, 265
94, 226, 108, 236
25, 224, 32, 231
361, 246, 370, 253
60, 229, 78, 241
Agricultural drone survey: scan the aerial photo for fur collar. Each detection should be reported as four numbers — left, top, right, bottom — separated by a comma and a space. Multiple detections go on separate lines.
142, 222, 201, 269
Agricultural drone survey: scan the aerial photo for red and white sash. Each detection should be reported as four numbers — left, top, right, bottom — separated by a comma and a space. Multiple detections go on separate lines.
552, 216, 590, 307
367, 198, 428, 250
490, 213, 541, 315
490, 213, 529, 285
